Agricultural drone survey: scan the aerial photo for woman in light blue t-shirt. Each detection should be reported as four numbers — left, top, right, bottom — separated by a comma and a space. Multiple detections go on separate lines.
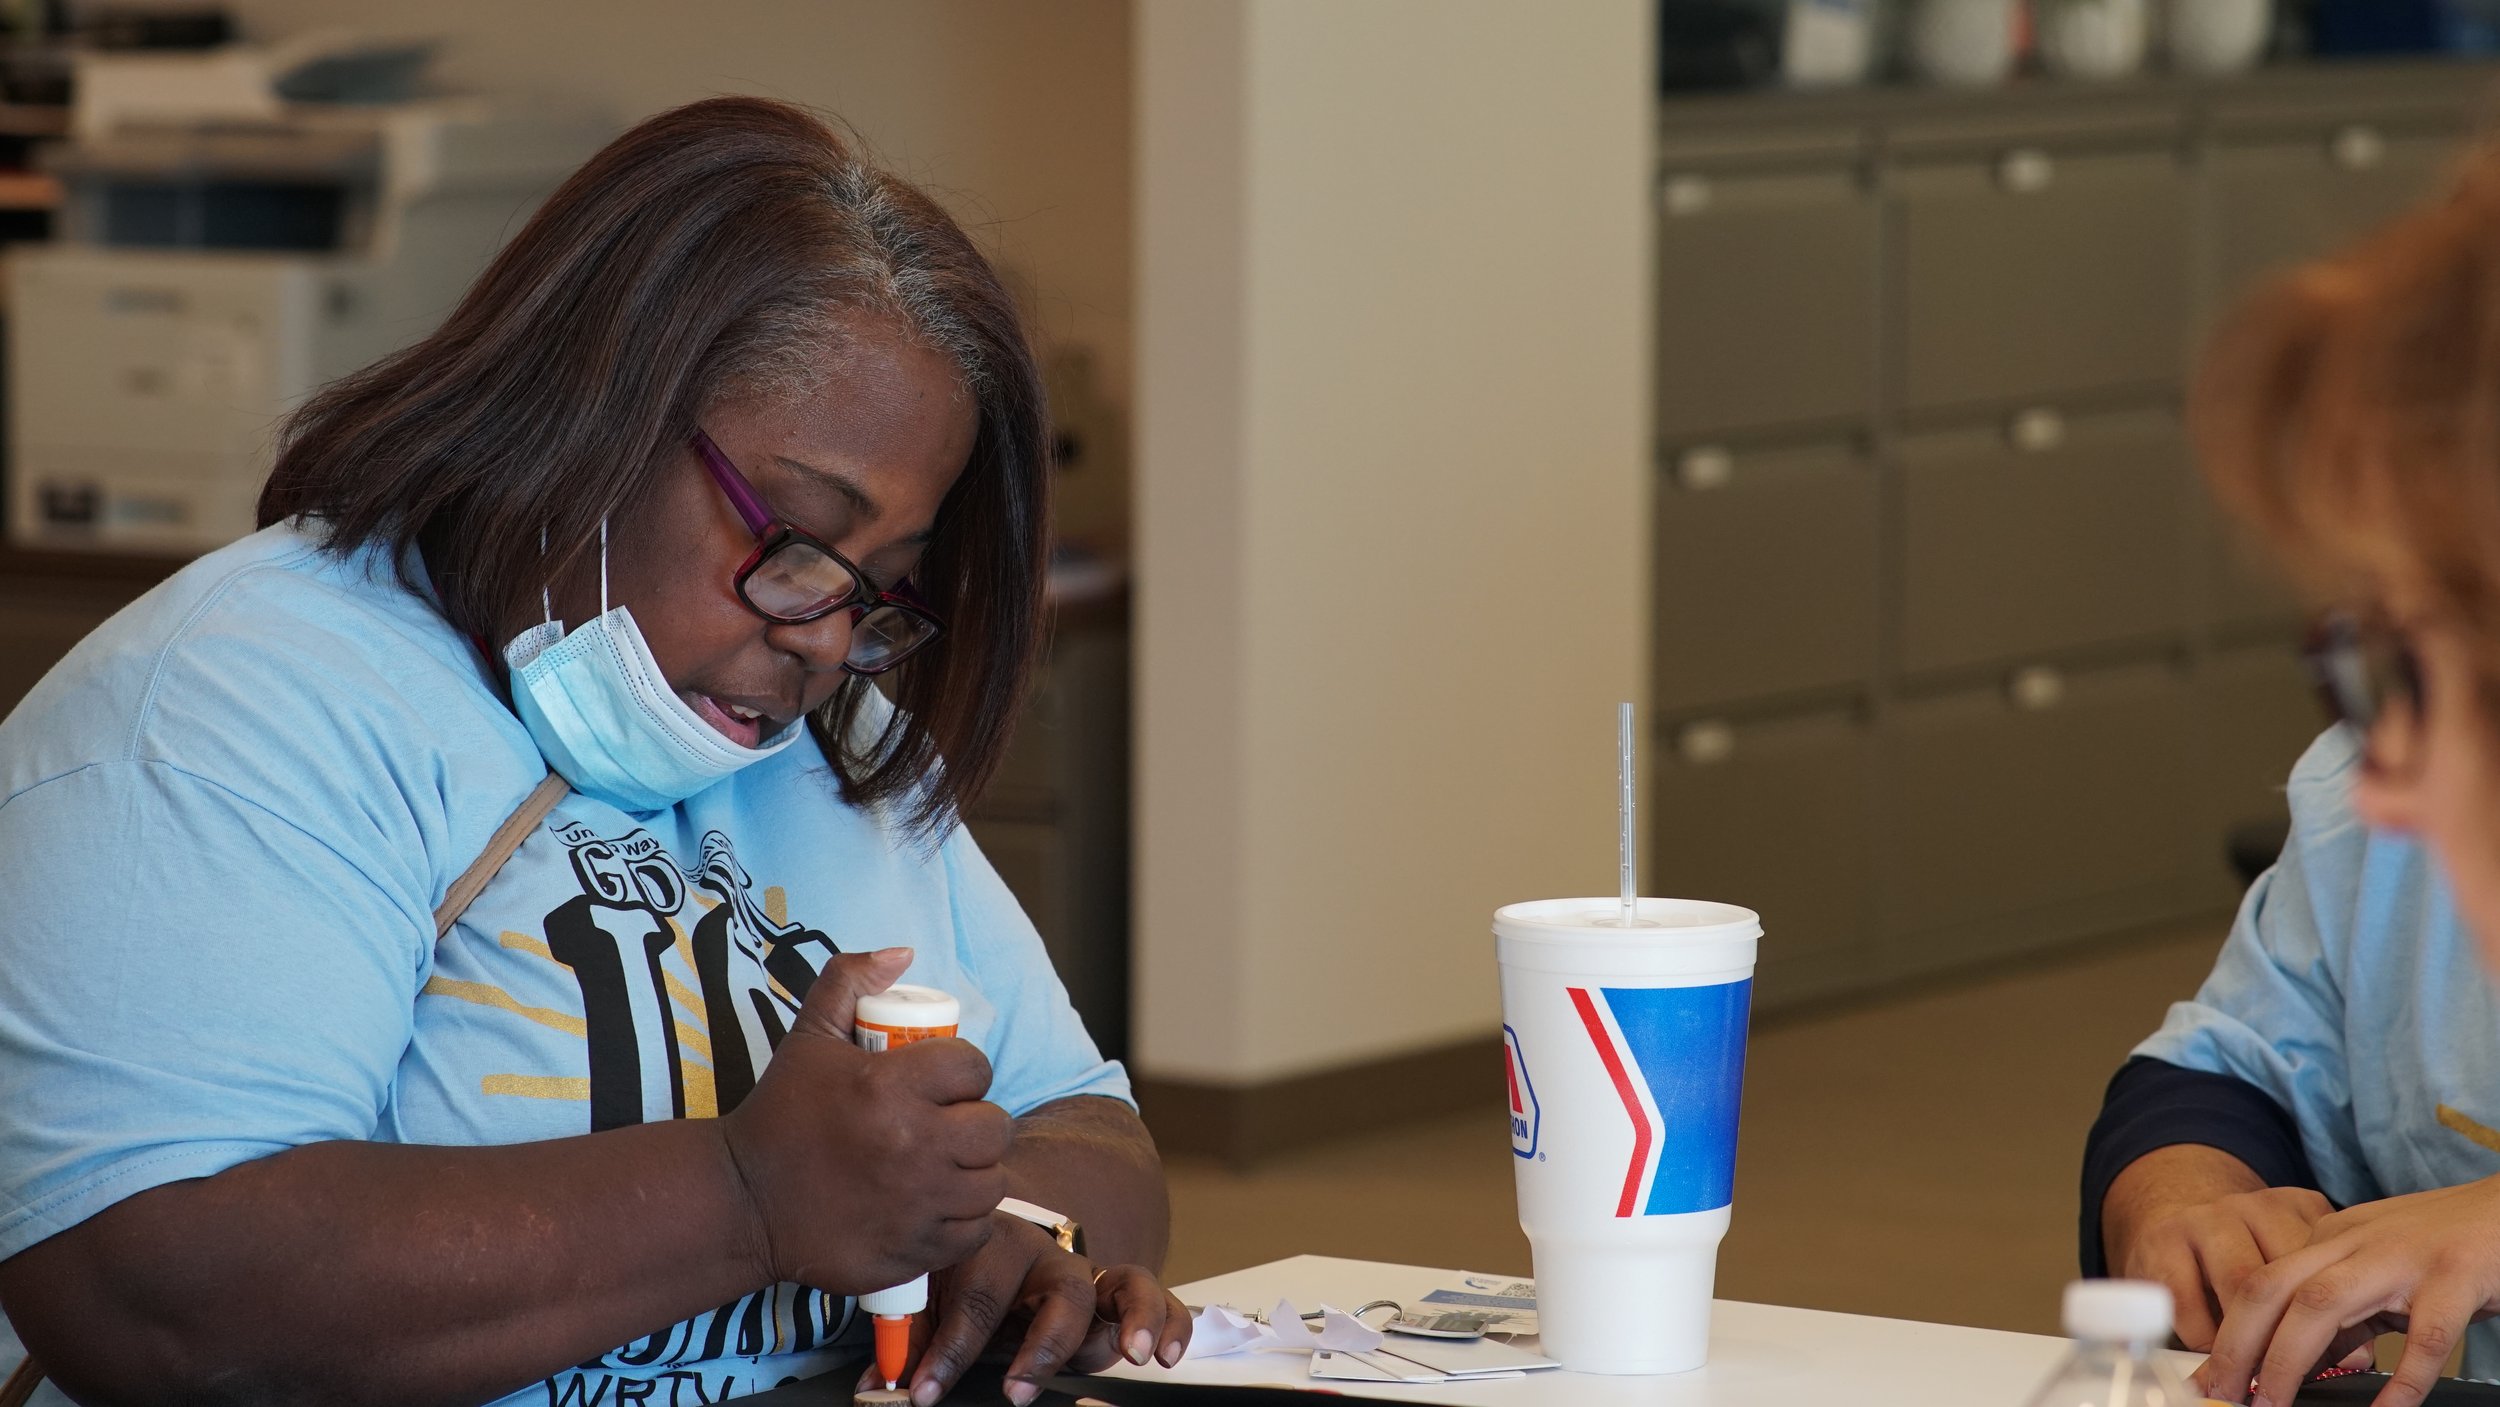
0, 97, 1188, 1406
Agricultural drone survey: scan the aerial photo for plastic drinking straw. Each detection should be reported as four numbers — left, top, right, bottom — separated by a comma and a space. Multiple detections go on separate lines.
1618, 701, 1638, 928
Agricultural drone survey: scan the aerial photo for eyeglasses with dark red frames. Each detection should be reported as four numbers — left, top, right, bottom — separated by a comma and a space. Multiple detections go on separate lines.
689, 429, 944, 676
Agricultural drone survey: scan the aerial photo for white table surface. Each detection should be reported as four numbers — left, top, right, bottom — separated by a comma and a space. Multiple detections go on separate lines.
1092, 1254, 2204, 1405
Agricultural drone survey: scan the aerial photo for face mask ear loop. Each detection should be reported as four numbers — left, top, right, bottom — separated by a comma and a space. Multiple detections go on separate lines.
599, 518, 611, 618
539, 526, 552, 627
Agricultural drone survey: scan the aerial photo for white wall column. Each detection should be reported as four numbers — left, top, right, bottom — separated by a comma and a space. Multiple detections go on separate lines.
1133, 0, 1656, 1128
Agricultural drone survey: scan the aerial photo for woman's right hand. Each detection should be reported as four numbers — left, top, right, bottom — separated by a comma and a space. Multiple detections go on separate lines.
718, 947, 1014, 1295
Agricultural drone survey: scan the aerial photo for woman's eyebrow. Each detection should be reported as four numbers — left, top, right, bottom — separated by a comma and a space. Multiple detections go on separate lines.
774, 454, 881, 522
775, 454, 935, 546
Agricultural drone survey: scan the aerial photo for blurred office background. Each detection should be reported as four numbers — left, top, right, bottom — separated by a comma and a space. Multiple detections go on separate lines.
0, 0, 2481, 1337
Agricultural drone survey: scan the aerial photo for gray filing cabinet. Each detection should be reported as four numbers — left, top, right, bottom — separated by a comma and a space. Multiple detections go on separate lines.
965, 600, 1132, 1060
1653, 62, 2491, 1010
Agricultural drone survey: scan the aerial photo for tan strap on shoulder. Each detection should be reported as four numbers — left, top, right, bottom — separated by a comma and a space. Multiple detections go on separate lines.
0, 1354, 41, 1407
435, 773, 571, 938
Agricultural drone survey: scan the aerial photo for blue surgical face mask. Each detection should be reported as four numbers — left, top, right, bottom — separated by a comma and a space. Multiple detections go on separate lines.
504, 521, 800, 813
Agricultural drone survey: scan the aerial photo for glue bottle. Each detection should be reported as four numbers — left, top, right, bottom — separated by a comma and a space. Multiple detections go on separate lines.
852, 983, 963, 1394
2020, 1280, 2197, 1407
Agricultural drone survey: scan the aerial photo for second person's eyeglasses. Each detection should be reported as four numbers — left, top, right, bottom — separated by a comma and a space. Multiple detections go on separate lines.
2303, 608, 2425, 777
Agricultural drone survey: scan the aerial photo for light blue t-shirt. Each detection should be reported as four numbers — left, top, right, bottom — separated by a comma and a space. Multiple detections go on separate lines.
2137, 727, 2500, 1374
0, 522, 1129, 1405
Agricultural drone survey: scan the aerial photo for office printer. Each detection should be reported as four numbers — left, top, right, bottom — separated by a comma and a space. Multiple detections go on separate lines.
7, 45, 605, 553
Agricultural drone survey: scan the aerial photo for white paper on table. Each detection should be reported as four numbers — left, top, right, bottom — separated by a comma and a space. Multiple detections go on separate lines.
1373, 1334, 1558, 1378
1181, 1304, 1268, 1359
1308, 1339, 1546, 1386
1179, 1298, 1385, 1360
1340, 1350, 1452, 1383
1308, 1351, 1402, 1383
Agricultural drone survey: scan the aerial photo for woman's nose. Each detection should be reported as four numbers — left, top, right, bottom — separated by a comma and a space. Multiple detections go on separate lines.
767, 607, 859, 677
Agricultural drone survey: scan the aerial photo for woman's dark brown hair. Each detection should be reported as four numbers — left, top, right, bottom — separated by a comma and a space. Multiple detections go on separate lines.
2197, 143, 2500, 656
258, 96, 1046, 836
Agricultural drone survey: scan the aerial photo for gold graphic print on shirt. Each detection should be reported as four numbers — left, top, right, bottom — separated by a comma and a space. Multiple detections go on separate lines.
2439, 1103, 2500, 1156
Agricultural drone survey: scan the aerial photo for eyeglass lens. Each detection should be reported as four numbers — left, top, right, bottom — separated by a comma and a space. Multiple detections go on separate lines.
743, 537, 938, 673
744, 538, 861, 620
848, 606, 939, 673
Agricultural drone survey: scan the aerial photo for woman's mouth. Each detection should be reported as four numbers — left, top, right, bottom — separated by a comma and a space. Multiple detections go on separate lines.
687, 691, 770, 748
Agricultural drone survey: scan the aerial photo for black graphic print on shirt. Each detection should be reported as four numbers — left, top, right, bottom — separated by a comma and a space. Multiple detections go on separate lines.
420, 818, 860, 1393
531, 819, 842, 1130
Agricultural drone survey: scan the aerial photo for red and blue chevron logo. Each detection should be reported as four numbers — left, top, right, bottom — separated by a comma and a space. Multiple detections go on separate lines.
1566, 980, 1751, 1218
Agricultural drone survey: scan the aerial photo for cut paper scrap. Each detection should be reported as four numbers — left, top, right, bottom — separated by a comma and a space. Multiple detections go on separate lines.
1179, 1299, 1385, 1360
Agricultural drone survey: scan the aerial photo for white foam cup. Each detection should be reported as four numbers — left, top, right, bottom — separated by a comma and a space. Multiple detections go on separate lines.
1495, 897, 1759, 1375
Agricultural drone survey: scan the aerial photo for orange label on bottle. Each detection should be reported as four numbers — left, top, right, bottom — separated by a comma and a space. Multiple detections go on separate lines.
855, 1019, 957, 1053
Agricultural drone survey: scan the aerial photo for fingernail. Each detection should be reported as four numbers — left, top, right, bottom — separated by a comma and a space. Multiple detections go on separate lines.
1159, 1340, 1184, 1367
876, 946, 913, 961
1128, 1329, 1152, 1364
1005, 1381, 1040, 1407
912, 1383, 942, 1407
2253, 1395, 2276, 1407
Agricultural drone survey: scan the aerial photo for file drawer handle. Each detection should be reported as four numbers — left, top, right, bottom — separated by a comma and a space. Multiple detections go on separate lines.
1674, 445, 1736, 491
2007, 407, 2066, 454
1996, 148, 2056, 194
1660, 174, 1714, 218
2007, 666, 2067, 712
2329, 125, 2386, 172
1677, 720, 1737, 765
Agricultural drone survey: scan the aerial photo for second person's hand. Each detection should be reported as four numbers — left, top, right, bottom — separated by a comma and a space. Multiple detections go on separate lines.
2193, 1174, 2500, 1407
2104, 1145, 2336, 1351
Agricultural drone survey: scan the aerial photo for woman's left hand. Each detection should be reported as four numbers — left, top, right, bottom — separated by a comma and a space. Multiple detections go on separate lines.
881, 1211, 1191, 1405
2193, 1174, 2500, 1407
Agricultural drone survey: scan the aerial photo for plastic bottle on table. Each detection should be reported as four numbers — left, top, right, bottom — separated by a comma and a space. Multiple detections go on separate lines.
2020, 1280, 2200, 1407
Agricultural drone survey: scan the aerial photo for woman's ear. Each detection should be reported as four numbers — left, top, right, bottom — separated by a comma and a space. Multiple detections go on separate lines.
2351, 761, 2420, 836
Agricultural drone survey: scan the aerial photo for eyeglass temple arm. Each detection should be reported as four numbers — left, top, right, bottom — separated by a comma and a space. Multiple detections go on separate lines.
689, 430, 777, 536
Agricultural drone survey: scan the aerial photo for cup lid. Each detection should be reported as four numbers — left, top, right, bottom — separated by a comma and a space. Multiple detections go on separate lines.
1493, 898, 1760, 979
1494, 896, 1760, 940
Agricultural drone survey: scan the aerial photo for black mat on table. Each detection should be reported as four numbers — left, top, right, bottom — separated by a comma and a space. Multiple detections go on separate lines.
721, 1360, 1447, 1404
2296, 1372, 2500, 1404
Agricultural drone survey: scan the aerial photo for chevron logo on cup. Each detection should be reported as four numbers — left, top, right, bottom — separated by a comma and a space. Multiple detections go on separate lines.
1567, 981, 1750, 1218
1503, 1023, 1540, 1158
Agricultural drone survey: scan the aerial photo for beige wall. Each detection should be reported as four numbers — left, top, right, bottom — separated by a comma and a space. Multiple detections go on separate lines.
224, 0, 1135, 536
1133, 1, 1656, 1085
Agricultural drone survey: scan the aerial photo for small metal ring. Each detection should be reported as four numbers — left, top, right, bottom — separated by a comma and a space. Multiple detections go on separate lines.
1297, 1299, 1400, 1321
1089, 1265, 1117, 1323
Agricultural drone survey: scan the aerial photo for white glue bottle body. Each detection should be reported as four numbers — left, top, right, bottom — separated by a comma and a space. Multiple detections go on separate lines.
852, 984, 963, 1387
2020, 1280, 2199, 1407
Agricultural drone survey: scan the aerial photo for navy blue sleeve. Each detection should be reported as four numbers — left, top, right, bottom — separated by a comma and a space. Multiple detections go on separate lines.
2079, 1056, 2323, 1276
